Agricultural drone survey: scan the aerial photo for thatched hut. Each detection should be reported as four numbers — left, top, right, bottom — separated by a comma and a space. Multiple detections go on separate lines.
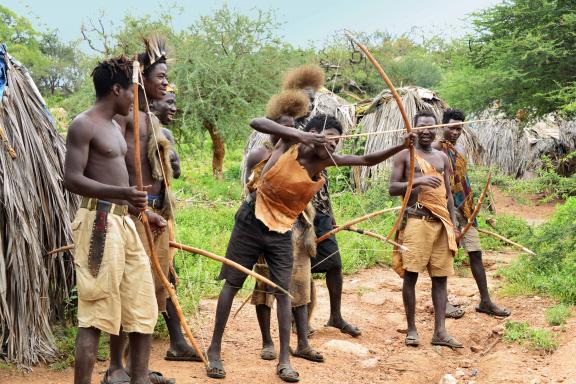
465, 111, 576, 178
240, 89, 355, 184
353, 86, 454, 190
0, 44, 78, 367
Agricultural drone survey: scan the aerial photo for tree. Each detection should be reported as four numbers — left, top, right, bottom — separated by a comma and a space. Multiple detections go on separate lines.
438, 0, 576, 117
38, 31, 83, 95
172, 6, 302, 177
0, 5, 48, 77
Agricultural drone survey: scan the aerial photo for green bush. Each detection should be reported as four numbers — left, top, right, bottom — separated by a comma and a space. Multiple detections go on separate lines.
502, 197, 576, 304
545, 304, 572, 326
503, 321, 559, 352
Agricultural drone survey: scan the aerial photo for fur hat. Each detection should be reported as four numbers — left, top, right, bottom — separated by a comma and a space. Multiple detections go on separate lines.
281, 64, 325, 91
266, 89, 310, 121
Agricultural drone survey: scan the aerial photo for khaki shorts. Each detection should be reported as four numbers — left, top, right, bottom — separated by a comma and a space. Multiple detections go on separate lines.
134, 211, 170, 313
455, 210, 482, 253
72, 207, 158, 335
401, 218, 455, 277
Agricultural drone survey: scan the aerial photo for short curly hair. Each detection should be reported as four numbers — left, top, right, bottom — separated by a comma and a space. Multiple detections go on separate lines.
304, 114, 343, 134
265, 90, 310, 121
442, 108, 466, 124
91, 55, 133, 99
281, 64, 325, 91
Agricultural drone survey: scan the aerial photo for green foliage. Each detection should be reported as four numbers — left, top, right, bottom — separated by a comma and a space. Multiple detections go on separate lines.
50, 326, 109, 370
502, 197, 576, 304
438, 0, 576, 117
545, 304, 572, 326
0, 5, 47, 75
503, 321, 559, 352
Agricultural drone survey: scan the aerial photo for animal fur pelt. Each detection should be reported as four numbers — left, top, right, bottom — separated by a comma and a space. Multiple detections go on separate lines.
146, 113, 175, 219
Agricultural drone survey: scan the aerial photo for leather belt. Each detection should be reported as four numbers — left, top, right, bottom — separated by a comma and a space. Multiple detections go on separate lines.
81, 197, 128, 216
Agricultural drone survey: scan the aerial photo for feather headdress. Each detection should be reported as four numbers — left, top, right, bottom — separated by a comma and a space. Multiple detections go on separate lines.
139, 33, 172, 72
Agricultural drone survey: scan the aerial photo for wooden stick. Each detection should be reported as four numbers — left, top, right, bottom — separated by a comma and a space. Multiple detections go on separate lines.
340, 225, 408, 251
46, 244, 74, 255
132, 59, 208, 366
169, 241, 294, 299
330, 119, 490, 140
315, 206, 400, 243
477, 227, 536, 255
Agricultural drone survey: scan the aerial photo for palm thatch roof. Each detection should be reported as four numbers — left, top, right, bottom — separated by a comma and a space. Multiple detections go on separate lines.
0, 44, 78, 368
240, 89, 355, 184
353, 86, 448, 190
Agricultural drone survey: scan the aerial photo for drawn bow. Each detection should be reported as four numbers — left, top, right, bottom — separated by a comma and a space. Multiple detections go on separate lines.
344, 31, 415, 242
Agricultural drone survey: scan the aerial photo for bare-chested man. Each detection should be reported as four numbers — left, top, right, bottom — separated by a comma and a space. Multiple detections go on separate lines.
389, 110, 463, 349
64, 56, 158, 384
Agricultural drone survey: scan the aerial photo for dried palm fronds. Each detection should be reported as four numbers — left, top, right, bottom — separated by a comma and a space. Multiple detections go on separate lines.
0, 45, 78, 368
466, 111, 576, 177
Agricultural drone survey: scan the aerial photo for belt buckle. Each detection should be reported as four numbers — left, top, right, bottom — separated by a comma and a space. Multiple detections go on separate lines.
95, 200, 113, 213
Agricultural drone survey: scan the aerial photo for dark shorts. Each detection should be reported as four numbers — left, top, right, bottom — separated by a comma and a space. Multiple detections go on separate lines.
218, 202, 293, 290
311, 211, 342, 273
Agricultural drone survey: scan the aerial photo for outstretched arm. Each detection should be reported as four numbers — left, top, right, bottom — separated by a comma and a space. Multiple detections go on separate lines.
249, 117, 327, 146
325, 133, 415, 168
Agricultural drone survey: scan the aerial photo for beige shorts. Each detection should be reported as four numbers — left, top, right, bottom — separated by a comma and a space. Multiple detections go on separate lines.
401, 218, 455, 277
455, 210, 482, 252
134, 211, 171, 313
72, 207, 158, 335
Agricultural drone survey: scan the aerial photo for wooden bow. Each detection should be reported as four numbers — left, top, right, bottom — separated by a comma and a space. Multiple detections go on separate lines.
344, 31, 415, 242
132, 59, 208, 366
457, 172, 492, 242
169, 241, 293, 298
315, 206, 400, 243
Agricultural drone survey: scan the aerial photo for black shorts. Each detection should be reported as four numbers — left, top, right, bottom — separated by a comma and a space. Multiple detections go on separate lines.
218, 202, 293, 291
310, 211, 342, 273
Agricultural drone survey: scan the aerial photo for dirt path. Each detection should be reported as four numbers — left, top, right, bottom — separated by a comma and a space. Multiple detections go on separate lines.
2, 192, 573, 384
3, 248, 575, 384
490, 186, 559, 225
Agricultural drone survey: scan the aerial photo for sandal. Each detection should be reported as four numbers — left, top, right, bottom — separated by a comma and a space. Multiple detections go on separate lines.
431, 335, 463, 349
404, 334, 420, 347
476, 305, 511, 318
148, 371, 175, 384
206, 359, 226, 379
165, 348, 204, 362
277, 363, 300, 383
326, 321, 361, 338
446, 304, 465, 319
290, 346, 324, 363
260, 345, 277, 361
100, 371, 130, 384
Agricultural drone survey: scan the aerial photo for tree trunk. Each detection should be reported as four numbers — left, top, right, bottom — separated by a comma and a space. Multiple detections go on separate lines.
203, 119, 225, 179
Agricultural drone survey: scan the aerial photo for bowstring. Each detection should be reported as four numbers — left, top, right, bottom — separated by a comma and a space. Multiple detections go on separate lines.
317, 32, 397, 266
137, 73, 209, 353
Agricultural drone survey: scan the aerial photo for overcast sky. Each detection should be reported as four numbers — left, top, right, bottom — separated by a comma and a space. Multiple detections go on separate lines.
4, 0, 504, 49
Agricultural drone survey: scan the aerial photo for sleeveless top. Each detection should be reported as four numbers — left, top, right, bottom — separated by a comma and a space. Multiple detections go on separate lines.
255, 144, 325, 233
415, 153, 458, 254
